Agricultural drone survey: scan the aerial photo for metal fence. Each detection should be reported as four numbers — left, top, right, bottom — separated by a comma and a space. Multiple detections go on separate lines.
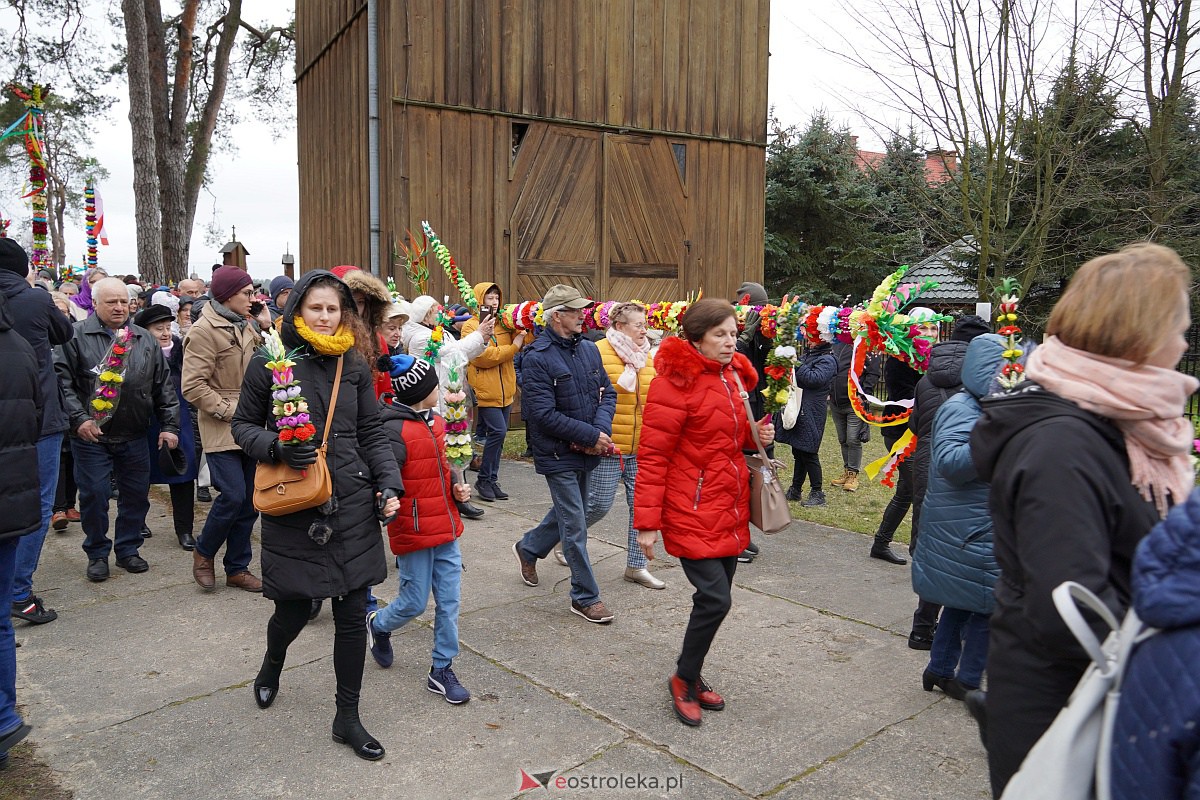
1183, 322, 1200, 426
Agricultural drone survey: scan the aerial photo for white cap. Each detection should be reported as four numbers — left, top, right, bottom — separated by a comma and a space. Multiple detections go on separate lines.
386, 300, 411, 322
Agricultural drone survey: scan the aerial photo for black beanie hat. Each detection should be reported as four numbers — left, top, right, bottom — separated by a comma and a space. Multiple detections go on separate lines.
386, 354, 439, 407
0, 238, 30, 277
950, 315, 991, 342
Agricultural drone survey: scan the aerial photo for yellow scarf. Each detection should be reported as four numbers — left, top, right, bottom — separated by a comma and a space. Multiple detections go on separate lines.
294, 317, 355, 356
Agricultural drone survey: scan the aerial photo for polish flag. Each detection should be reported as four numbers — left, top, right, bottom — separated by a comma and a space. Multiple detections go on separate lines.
94, 187, 109, 246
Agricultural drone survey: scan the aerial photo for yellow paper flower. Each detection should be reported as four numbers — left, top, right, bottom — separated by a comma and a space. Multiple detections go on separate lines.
775, 390, 790, 404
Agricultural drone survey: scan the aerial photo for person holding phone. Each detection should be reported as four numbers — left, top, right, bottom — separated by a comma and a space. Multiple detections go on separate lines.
461, 282, 526, 502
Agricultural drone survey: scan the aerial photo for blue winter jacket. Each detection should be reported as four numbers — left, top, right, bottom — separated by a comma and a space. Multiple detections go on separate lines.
520, 324, 616, 475
911, 334, 1004, 614
1111, 487, 1200, 800
775, 342, 837, 453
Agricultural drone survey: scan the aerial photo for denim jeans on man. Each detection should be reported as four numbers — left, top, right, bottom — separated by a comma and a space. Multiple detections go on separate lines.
0, 539, 24, 741
584, 453, 644, 568
13, 433, 61, 603
73, 438, 150, 561
195, 450, 257, 575
475, 405, 510, 486
372, 540, 463, 668
927, 606, 990, 688
517, 470, 601, 607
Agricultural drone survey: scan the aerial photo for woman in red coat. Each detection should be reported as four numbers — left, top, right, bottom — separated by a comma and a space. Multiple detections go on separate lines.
634, 299, 775, 726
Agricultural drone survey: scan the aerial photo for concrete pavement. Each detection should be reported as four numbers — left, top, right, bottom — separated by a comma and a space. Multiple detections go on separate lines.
11, 459, 989, 799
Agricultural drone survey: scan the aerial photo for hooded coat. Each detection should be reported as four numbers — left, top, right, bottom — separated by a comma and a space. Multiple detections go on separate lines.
775, 342, 837, 453
230, 270, 402, 600
969, 379, 1162, 792
0, 291, 43, 541
1111, 488, 1200, 800
182, 298, 262, 453
910, 334, 1004, 614
336, 267, 394, 398
633, 335, 759, 560
460, 282, 522, 408
0, 269, 72, 437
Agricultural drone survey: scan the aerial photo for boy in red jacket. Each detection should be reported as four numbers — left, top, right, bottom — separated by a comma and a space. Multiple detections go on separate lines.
367, 355, 474, 704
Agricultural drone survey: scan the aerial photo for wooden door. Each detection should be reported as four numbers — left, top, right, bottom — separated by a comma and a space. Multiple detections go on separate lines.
603, 134, 686, 301
508, 124, 603, 303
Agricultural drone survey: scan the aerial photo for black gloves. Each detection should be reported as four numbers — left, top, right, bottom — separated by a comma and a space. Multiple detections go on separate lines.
278, 441, 319, 470
857, 425, 872, 444
376, 488, 401, 524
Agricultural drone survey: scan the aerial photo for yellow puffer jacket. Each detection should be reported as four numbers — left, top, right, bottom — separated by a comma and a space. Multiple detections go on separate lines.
597, 338, 655, 455
461, 281, 524, 408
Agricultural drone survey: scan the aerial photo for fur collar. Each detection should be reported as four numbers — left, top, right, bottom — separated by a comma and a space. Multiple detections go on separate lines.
653, 334, 758, 391
339, 270, 392, 328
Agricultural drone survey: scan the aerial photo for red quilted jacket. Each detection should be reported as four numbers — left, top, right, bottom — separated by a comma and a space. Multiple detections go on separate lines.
633, 335, 758, 560
380, 402, 463, 555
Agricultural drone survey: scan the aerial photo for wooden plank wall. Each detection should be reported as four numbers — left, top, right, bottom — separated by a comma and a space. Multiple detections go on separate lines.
297, 0, 768, 301
390, 0, 769, 144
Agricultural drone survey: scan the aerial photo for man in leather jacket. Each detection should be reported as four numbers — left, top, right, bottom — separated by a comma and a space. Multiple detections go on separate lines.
54, 278, 179, 582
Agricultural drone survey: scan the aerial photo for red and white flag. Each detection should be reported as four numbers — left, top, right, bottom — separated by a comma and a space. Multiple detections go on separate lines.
94, 187, 109, 246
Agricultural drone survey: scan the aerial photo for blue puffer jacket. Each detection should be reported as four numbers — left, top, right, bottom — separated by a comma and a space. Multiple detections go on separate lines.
911, 334, 1004, 614
775, 342, 837, 452
1111, 488, 1200, 800
520, 325, 616, 475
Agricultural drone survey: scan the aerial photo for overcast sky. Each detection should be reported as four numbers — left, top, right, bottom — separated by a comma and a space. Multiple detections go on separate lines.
1, 2, 883, 281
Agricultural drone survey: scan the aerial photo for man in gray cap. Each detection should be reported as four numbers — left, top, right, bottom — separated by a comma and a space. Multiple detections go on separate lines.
512, 284, 617, 623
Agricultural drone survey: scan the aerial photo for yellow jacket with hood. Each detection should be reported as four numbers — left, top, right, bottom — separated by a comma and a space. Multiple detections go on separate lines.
597, 337, 655, 455
460, 281, 524, 408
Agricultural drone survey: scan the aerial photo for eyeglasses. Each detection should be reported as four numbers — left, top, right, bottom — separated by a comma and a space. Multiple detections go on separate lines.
619, 321, 647, 330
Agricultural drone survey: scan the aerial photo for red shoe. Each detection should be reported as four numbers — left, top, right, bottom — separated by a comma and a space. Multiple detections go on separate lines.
669, 674, 702, 726
65, 508, 81, 523
694, 676, 725, 711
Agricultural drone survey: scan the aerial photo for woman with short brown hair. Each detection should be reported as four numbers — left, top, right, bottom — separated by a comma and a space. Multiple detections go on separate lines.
971, 242, 1197, 796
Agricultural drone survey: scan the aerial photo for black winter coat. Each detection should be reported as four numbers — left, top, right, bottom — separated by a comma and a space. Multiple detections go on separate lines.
775, 343, 837, 452
54, 314, 180, 442
0, 291, 43, 541
0, 270, 72, 436
231, 271, 402, 601
882, 357, 921, 449
828, 341, 879, 411
735, 328, 772, 421
970, 381, 1161, 792
909, 340, 970, 509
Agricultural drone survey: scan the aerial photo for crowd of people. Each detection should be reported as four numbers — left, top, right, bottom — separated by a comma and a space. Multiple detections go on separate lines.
0, 238, 1198, 798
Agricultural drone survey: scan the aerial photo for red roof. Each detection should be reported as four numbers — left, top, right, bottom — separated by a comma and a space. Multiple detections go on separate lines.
854, 148, 955, 185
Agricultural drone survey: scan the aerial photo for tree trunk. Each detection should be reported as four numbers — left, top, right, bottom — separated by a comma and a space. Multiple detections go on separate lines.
122, 0, 165, 284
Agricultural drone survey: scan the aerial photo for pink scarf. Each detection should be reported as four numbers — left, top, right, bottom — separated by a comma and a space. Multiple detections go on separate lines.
605, 327, 649, 392
1026, 336, 1199, 516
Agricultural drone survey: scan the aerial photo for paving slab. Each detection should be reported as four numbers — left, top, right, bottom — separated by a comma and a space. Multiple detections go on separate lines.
10, 458, 988, 799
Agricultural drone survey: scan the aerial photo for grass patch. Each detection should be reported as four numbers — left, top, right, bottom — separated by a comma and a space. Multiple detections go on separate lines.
496, 414, 911, 540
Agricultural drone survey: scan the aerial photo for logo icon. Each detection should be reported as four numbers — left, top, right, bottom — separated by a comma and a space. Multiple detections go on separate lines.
518, 769, 555, 793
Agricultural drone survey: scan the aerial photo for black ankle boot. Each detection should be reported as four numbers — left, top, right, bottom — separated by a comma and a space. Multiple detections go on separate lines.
332, 707, 385, 761
870, 533, 908, 565
253, 654, 284, 709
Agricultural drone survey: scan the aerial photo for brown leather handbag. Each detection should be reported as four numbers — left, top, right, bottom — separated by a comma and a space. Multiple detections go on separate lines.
732, 371, 792, 534
253, 356, 342, 516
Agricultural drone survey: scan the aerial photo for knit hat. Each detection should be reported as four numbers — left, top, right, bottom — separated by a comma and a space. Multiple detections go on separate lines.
950, 314, 991, 342
329, 265, 360, 280
734, 281, 769, 305
269, 275, 295, 304
386, 354, 439, 406
127, 284, 143, 302
151, 291, 180, 315
210, 266, 253, 303
409, 295, 440, 325
0, 238, 30, 276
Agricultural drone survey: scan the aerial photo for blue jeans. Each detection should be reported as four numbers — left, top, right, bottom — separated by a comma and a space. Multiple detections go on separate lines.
372, 540, 463, 668
518, 470, 601, 607
13, 433, 61, 603
196, 450, 257, 575
584, 453, 643, 568
927, 606, 990, 689
73, 438, 150, 561
0, 539, 22, 739
476, 405, 510, 486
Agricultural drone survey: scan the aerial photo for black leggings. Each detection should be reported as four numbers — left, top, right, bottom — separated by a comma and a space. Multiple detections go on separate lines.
677, 556, 738, 682
53, 444, 77, 512
168, 481, 195, 537
265, 587, 369, 709
790, 448, 823, 492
